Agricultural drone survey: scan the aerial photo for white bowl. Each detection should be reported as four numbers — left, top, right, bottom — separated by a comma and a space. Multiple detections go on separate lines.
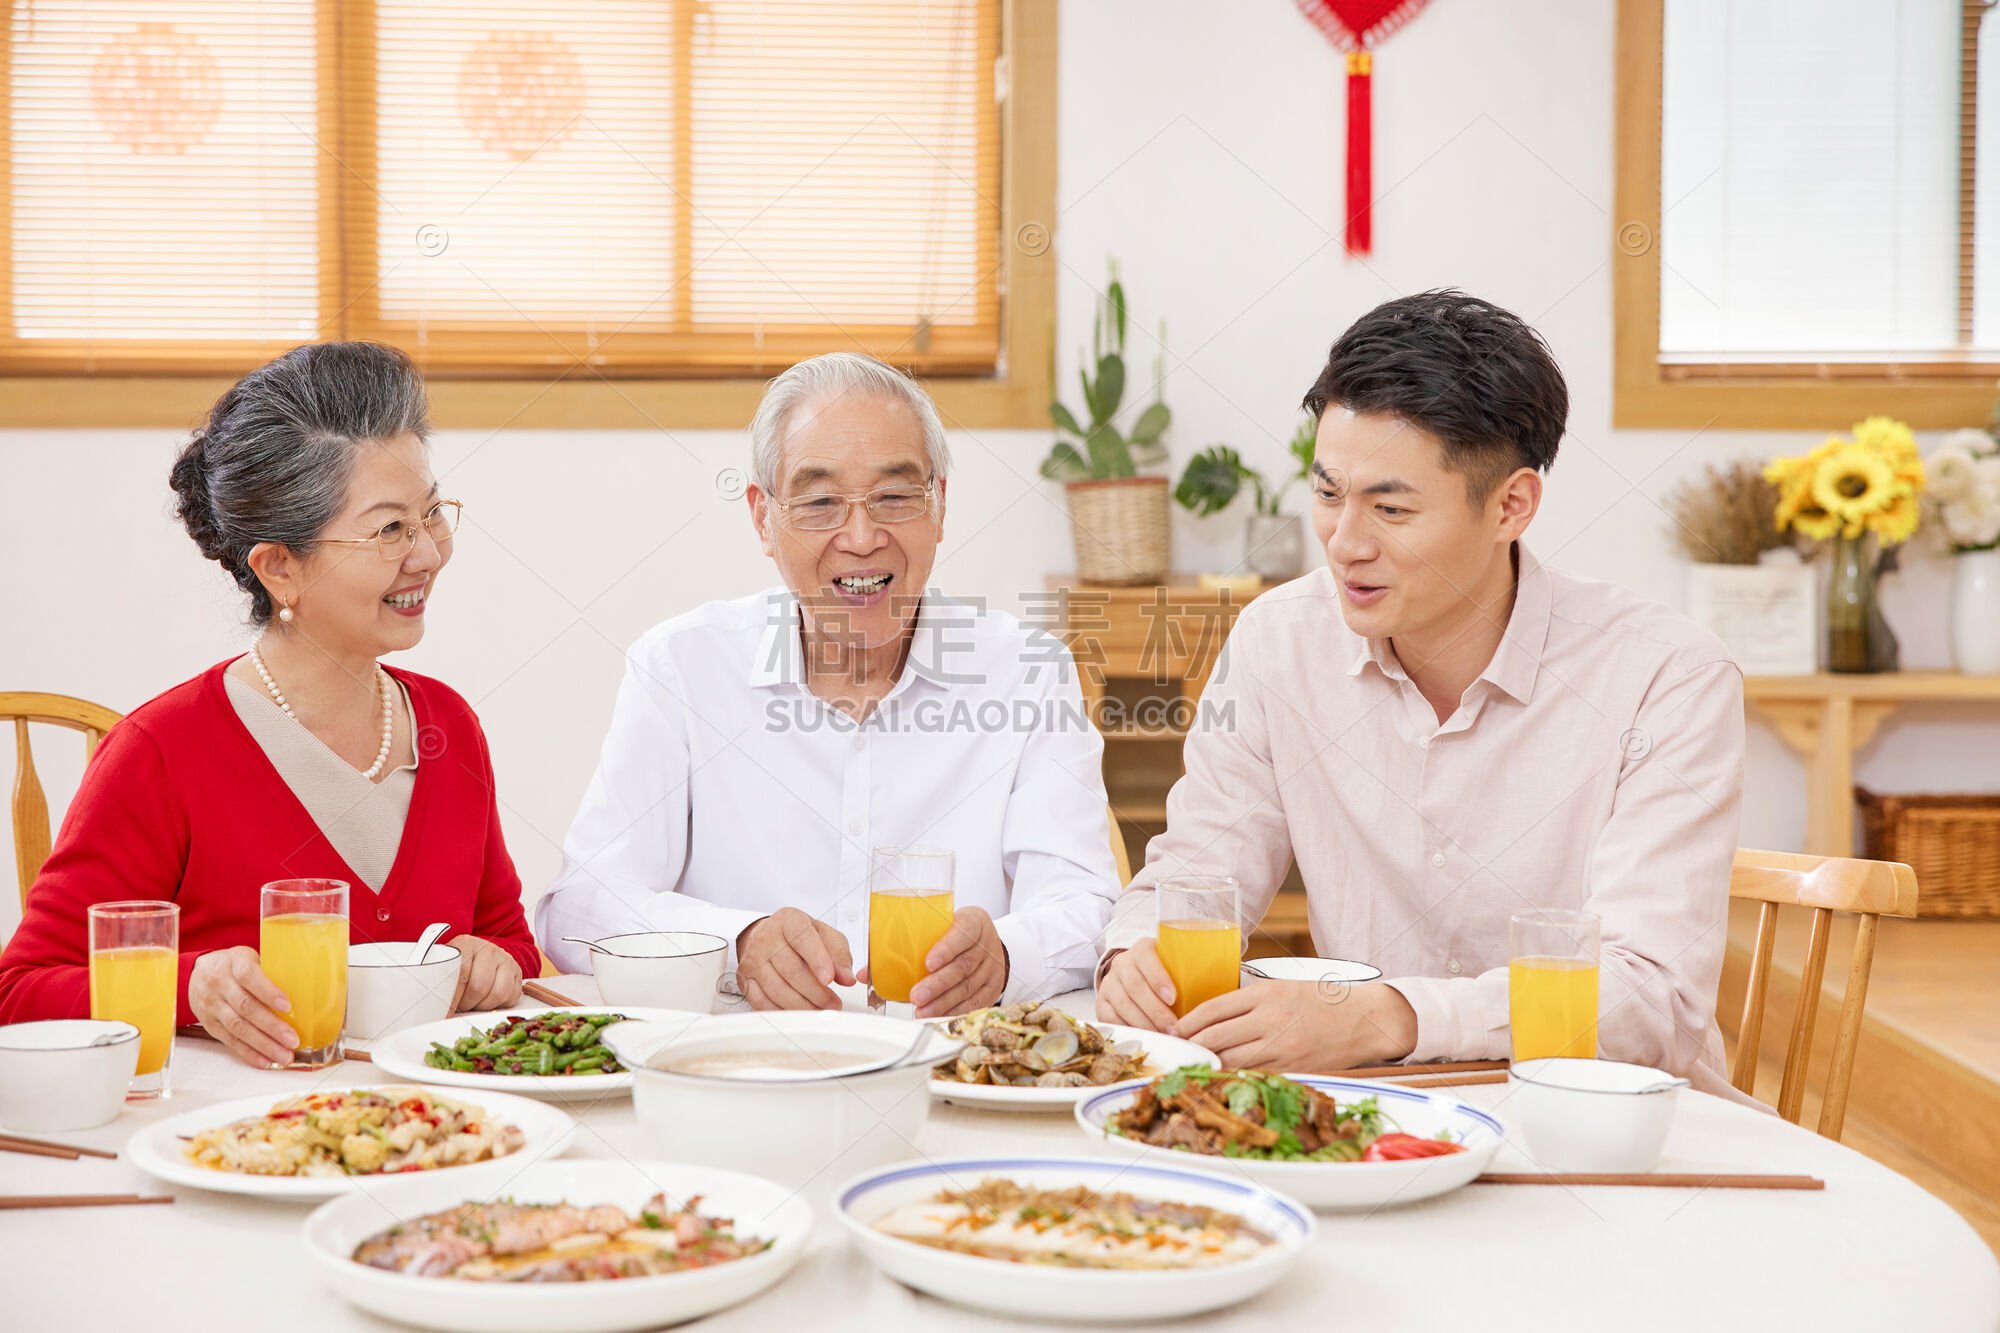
1075, 1074, 1505, 1211
835, 1154, 1314, 1322
1240, 956, 1384, 987
1506, 1056, 1687, 1173
603, 1009, 961, 1199
588, 931, 727, 1011
345, 942, 461, 1043
0, 1019, 140, 1131
302, 1158, 813, 1333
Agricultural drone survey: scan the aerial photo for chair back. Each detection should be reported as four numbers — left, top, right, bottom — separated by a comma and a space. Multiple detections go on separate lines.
2, 692, 123, 910
1729, 847, 1919, 1139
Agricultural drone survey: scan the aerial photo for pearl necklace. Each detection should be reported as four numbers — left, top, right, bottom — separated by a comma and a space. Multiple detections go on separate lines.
248, 639, 396, 781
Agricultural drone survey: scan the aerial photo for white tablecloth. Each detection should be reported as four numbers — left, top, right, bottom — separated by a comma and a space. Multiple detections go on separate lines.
8, 979, 1997, 1332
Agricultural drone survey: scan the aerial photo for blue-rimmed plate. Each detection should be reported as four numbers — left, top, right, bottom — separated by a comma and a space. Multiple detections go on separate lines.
833, 1154, 1313, 1322
1074, 1074, 1505, 1210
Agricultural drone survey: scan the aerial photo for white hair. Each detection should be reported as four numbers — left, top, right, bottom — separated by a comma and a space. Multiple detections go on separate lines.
748, 351, 952, 495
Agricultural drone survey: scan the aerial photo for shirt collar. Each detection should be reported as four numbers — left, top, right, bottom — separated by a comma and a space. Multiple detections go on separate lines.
746, 586, 966, 691
1340, 542, 1550, 703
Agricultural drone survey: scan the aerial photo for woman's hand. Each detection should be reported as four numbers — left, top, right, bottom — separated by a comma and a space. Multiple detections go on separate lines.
188, 946, 298, 1068
449, 934, 524, 1013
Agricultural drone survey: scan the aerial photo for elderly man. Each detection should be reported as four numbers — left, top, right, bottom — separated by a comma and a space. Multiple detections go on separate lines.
536, 352, 1119, 1014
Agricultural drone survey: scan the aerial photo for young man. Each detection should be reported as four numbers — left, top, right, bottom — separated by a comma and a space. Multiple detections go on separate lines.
1096, 290, 1747, 1098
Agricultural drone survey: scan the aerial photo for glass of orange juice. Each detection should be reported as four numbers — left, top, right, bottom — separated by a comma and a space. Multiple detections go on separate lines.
1509, 908, 1600, 1061
867, 846, 956, 1011
88, 900, 179, 1099
260, 879, 349, 1068
1157, 875, 1241, 1019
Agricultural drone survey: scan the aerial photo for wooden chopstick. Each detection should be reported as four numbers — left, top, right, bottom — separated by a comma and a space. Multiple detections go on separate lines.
0, 1141, 80, 1161
343, 1047, 373, 1064
1393, 1071, 1509, 1089
1475, 1173, 1825, 1191
0, 1194, 175, 1210
0, 1132, 115, 1161
521, 980, 582, 1008
1330, 1059, 1510, 1079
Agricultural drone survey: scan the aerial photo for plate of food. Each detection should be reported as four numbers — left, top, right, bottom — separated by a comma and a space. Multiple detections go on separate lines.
834, 1155, 1313, 1321
302, 1159, 813, 1333
927, 1002, 1216, 1112
1074, 1067, 1505, 1210
127, 1085, 574, 1201
369, 1007, 704, 1101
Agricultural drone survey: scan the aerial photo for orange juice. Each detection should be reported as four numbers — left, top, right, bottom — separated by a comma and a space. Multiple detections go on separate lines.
1509, 955, 1599, 1060
1157, 918, 1241, 1018
260, 912, 348, 1051
89, 945, 176, 1076
868, 889, 954, 1003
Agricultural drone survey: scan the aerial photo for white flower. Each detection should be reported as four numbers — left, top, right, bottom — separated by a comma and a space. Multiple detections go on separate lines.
1944, 491, 2000, 549
1927, 440, 1981, 502
1947, 427, 2000, 459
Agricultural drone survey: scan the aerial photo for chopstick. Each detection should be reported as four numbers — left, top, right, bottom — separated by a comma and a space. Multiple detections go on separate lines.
343, 1047, 373, 1064
521, 980, 582, 1007
0, 1133, 116, 1161
1331, 1059, 1510, 1079
1474, 1173, 1825, 1191
1393, 1071, 1509, 1089
0, 1141, 80, 1161
0, 1194, 174, 1210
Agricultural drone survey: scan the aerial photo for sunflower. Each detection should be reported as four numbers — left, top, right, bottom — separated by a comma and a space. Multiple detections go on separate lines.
1872, 491, 1922, 546
1766, 416, 1927, 548
1811, 444, 1899, 521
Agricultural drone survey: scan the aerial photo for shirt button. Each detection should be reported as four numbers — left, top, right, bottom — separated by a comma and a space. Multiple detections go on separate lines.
1419, 736, 1432, 749
374, 906, 390, 922
847, 820, 862, 836
843, 907, 859, 923
1447, 958, 1463, 976
1431, 851, 1446, 869
851, 737, 865, 753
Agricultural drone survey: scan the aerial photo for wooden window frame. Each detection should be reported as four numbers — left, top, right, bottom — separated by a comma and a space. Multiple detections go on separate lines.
1614, 0, 1996, 429
0, 0, 1056, 430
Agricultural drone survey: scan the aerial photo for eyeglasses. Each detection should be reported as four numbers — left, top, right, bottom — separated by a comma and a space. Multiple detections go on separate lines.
771, 481, 935, 532
317, 499, 463, 560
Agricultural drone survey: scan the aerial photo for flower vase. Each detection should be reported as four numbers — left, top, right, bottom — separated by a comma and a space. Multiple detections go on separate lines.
1950, 549, 2000, 675
1825, 535, 1898, 673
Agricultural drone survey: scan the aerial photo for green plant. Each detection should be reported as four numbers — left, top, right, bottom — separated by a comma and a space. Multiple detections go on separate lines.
1039, 261, 1170, 481
1175, 414, 1320, 518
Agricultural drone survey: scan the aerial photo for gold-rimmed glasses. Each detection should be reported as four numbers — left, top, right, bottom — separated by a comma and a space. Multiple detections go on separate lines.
772, 481, 934, 532
317, 499, 463, 559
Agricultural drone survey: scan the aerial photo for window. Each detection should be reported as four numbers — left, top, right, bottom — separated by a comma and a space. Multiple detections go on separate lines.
0, 0, 1053, 426
1615, 0, 1996, 427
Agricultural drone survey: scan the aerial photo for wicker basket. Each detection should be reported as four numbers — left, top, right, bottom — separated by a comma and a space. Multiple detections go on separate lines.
1856, 786, 2000, 919
1065, 477, 1170, 585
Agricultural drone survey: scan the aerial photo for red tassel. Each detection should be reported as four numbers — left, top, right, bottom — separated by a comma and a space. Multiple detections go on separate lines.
1345, 50, 1372, 256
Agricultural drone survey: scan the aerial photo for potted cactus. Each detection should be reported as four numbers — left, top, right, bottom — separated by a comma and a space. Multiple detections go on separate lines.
1039, 261, 1172, 584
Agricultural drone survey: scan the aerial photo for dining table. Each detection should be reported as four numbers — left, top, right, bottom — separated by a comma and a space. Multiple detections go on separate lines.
7, 976, 1997, 1332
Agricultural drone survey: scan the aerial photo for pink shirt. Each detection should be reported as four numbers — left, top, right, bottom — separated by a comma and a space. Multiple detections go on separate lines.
1102, 546, 1748, 1099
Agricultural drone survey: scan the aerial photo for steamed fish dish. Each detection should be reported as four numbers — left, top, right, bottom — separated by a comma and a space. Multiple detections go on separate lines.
933, 1004, 1148, 1088
353, 1193, 772, 1281
871, 1177, 1273, 1270
185, 1088, 523, 1177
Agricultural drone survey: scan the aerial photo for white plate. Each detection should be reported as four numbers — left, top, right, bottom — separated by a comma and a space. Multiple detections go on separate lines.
303, 1159, 812, 1333
835, 1154, 1313, 1322
128, 1085, 575, 1202
1074, 1074, 1505, 1210
927, 1018, 1217, 1113
369, 1006, 706, 1102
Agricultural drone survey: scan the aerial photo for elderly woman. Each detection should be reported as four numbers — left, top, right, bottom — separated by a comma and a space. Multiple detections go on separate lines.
535, 352, 1119, 1015
0, 342, 536, 1066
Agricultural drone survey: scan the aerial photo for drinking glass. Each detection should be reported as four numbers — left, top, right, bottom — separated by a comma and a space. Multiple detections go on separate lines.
260, 879, 349, 1068
88, 901, 179, 1098
867, 846, 956, 1011
1508, 908, 1601, 1061
1156, 875, 1241, 1019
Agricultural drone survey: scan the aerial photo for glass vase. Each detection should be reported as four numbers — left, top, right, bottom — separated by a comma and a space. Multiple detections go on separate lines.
1826, 534, 1898, 674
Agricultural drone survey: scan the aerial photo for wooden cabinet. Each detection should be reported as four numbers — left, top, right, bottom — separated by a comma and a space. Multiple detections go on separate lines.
1044, 575, 1314, 957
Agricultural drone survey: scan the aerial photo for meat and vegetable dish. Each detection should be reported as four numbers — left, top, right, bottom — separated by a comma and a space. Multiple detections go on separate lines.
932, 1004, 1149, 1089
1108, 1066, 1466, 1163
424, 1012, 629, 1077
186, 1088, 523, 1177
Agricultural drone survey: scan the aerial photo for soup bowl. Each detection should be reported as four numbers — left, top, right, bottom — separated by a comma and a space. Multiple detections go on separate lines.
0, 1019, 140, 1131
345, 942, 461, 1043
1506, 1056, 1688, 1173
588, 932, 728, 1012
603, 1010, 963, 1197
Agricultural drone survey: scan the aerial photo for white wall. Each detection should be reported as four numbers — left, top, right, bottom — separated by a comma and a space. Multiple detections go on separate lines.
3, 0, 1992, 938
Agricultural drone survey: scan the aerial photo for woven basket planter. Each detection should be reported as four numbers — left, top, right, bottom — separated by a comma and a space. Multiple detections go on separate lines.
1065, 476, 1170, 585
1857, 786, 2000, 919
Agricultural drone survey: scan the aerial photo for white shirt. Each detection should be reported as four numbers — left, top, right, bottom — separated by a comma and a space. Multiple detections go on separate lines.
535, 586, 1121, 1003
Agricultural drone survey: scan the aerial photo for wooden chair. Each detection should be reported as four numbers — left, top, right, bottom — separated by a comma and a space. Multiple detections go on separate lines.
1108, 805, 1134, 884
3, 692, 123, 911
1729, 846, 1919, 1139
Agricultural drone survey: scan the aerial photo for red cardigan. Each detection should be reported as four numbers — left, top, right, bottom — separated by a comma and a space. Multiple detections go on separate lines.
0, 660, 540, 1026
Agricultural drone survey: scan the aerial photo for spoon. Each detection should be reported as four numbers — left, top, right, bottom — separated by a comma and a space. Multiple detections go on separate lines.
560, 936, 614, 957
408, 921, 451, 966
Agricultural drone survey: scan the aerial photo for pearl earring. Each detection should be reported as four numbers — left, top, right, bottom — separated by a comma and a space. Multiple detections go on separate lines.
277, 601, 294, 624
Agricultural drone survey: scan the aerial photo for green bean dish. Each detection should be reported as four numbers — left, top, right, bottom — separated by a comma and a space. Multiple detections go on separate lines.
423, 1012, 630, 1077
